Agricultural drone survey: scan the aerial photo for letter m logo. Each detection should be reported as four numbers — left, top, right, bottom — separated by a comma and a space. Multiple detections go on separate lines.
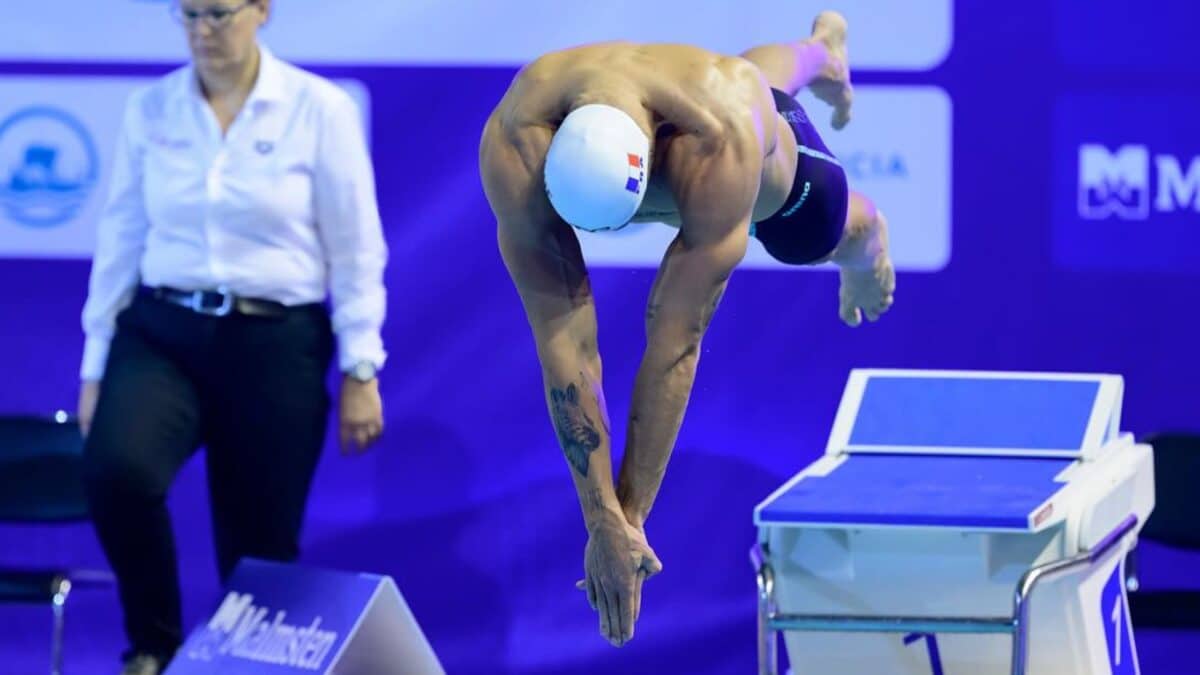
1078, 144, 1150, 220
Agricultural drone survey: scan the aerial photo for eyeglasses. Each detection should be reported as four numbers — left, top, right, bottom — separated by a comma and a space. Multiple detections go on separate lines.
171, 0, 256, 30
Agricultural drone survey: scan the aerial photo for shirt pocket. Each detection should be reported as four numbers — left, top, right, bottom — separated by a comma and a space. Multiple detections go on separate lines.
238, 127, 316, 177
230, 134, 317, 225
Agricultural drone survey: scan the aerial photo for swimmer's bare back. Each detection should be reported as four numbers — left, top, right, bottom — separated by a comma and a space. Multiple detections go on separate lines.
482, 41, 782, 231
479, 42, 782, 646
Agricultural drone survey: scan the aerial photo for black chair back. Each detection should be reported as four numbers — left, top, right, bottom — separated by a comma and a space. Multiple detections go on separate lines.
1141, 432, 1200, 549
0, 416, 88, 523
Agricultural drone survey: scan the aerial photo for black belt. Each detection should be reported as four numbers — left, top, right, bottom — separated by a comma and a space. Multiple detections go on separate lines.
140, 285, 289, 318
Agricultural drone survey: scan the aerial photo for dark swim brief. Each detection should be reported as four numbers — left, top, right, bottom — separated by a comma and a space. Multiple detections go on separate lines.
751, 88, 849, 264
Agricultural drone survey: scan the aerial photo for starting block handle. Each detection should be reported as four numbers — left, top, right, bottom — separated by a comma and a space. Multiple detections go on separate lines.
1010, 513, 1139, 675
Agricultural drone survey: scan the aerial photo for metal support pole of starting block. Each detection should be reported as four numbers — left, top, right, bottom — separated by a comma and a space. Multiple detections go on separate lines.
754, 515, 1139, 675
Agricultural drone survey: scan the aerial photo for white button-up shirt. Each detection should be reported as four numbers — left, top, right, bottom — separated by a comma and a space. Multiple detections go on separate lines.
81, 46, 387, 380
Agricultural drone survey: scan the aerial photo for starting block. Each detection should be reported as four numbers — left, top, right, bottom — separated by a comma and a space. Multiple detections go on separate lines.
753, 369, 1154, 675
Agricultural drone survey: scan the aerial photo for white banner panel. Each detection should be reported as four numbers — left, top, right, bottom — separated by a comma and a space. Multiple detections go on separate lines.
0, 1, 952, 71
0, 75, 370, 259
578, 85, 953, 271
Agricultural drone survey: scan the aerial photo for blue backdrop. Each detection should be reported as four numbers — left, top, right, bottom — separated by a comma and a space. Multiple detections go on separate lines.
1, 1, 1198, 673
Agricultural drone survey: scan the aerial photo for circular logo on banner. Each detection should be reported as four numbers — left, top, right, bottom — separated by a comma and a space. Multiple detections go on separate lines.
0, 106, 99, 228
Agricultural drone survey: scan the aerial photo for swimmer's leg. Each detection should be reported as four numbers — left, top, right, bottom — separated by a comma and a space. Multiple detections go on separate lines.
739, 10, 853, 128
825, 191, 895, 326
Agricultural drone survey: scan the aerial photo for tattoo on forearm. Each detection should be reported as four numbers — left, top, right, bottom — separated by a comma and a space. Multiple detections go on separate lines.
582, 488, 605, 513
550, 382, 602, 477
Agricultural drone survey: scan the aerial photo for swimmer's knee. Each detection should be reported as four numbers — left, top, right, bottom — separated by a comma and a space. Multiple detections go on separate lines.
847, 191, 877, 229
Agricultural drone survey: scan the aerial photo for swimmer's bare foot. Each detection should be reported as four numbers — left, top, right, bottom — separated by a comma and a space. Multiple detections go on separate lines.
807, 10, 853, 130
837, 209, 895, 327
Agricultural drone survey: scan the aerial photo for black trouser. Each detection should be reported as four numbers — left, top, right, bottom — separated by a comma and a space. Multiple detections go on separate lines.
83, 293, 333, 663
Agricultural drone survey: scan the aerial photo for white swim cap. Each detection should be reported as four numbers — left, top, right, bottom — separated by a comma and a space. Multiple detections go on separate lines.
544, 104, 650, 232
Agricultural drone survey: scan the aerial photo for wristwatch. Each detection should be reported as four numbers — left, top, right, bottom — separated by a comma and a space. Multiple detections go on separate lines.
346, 361, 378, 383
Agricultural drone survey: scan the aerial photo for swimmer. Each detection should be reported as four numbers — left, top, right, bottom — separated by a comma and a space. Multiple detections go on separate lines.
479, 10, 894, 647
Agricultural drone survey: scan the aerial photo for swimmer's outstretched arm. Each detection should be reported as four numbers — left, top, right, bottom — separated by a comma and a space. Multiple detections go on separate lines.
483, 119, 657, 646
615, 230, 747, 526
496, 218, 622, 522
616, 140, 756, 529
496, 217, 663, 647
481, 119, 625, 531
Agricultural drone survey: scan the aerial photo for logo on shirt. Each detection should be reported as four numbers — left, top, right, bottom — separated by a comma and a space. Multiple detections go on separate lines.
255, 140, 275, 155
149, 133, 191, 150
0, 106, 99, 228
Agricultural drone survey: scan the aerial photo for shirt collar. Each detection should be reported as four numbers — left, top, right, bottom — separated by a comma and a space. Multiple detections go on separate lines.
246, 45, 286, 106
177, 43, 286, 107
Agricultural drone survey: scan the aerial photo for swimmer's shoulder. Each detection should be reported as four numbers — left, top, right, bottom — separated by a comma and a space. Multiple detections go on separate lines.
501, 48, 593, 115
514, 42, 641, 89
677, 54, 775, 148
501, 45, 637, 130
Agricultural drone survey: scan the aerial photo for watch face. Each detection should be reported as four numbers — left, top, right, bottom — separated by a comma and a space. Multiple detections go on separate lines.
354, 362, 376, 381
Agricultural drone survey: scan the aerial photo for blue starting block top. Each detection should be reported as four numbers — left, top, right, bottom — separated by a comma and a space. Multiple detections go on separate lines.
755, 370, 1125, 531
754, 453, 1073, 530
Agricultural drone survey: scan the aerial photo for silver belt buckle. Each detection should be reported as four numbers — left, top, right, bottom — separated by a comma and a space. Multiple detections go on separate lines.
189, 287, 234, 316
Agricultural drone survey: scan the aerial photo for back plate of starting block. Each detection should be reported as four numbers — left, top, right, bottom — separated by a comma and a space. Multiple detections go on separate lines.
828, 369, 1124, 459
166, 559, 444, 675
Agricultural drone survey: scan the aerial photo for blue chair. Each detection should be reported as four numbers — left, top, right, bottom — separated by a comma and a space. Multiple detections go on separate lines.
0, 414, 114, 675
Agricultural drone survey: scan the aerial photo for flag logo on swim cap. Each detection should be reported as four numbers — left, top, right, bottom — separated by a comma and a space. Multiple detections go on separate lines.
625, 154, 645, 194
544, 104, 651, 232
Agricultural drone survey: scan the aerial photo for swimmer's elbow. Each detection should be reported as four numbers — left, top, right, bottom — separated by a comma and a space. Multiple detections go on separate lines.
535, 324, 600, 366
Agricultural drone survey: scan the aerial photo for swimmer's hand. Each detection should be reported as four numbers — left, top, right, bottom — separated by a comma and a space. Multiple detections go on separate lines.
580, 510, 662, 647
836, 210, 895, 327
